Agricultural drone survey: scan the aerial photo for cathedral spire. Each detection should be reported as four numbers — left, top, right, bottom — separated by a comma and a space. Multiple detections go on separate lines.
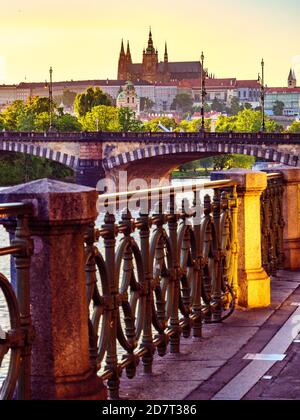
146, 27, 155, 54
164, 42, 168, 63
126, 41, 132, 64
120, 39, 125, 56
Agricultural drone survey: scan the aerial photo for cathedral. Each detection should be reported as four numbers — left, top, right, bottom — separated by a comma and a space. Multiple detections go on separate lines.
118, 29, 202, 84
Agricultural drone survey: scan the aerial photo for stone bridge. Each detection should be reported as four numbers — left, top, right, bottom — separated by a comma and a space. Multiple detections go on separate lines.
1, 131, 300, 187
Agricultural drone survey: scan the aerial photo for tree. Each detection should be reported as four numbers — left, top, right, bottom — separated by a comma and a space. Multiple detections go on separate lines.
227, 97, 242, 116
140, 97, 155, 112
243, 102, 253, 110
54, 113, 82, 132
62, 90, 77, 108
1, 100, 25, 130
211, 98, 225, 113
212, 154, 255, 170
273, 100, 285, 116
171, 93, 194, 113
80, 105, 120, 131
74, 87, 112, 117
178, 118, 211, 132
118, 107, 144, 132
288, 121, 300, 133
143, 117, 178, 132
215, 109, 278, 133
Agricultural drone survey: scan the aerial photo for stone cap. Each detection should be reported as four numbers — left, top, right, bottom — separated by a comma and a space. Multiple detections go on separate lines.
0, 179, 98, 225
211, 169, 267, 192
268, 166, 300, 184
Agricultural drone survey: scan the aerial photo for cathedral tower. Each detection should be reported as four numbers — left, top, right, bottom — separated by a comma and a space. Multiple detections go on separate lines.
142, 29, 159, 83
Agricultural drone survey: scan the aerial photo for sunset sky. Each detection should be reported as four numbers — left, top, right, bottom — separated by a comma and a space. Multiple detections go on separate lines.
1, 0, 299, 86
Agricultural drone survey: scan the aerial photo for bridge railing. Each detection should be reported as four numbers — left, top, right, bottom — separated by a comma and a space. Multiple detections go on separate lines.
261, 173, 285, 275
86, 179, 238, 399
0, 130, 300, 144
0, 203, 33, 400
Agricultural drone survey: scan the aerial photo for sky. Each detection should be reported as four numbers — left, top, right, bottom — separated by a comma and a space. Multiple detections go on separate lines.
0, 0, 299, 86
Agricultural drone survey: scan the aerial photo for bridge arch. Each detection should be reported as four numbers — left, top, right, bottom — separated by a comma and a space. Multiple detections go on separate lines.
102, 142, 300, 171
0, 141, 79, 169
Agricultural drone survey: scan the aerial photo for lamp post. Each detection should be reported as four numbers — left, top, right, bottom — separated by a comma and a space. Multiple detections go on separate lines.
200, 51, 207, 133
259, 59, 266, 132
49, 66, 53, 131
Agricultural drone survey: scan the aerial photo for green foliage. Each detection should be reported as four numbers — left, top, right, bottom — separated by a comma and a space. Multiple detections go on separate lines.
171, 93, 194, 113
74, 87, 112, 117
215, 109, 278, 133
62, 90, 77, 108
211, 98, 225, 113
118, 107, 144, 132
0, 153, 73, 186
273, 100, 285, 116
288, 121, 300, 133
143, 117, 178, 132
178, 118, 211, 132
1, 100, 25, 130
80, 105, 119, 131
227, 97, 242, 116
140, 97, 154, 112
243, 102, 253, 110
212, 154, 255, 170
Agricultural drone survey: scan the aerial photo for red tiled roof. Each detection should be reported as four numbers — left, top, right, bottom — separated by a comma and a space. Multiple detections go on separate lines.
236, 80, 260, 88
17, 79, 153, 89
266, 87, 300, 93
178, 78, 237, 89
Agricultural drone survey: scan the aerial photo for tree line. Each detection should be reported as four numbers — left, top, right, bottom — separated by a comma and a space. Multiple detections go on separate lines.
0, 87, 299, 186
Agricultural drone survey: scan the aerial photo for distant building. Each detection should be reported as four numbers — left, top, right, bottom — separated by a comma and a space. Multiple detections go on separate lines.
118, 29, 202, 84
0, 78, 178, 113
178, 77, 260, 108
266, 70, 300, 117
236, 80, 261, 107
116, 81, 140, 115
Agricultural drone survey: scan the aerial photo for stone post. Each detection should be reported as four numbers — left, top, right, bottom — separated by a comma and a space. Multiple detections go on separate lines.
211, 170, 270, 308
276, 167, 300, 270
0, 179, 107, 400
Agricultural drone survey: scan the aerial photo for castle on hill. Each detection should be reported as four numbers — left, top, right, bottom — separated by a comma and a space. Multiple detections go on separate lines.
118, 29, 202, 84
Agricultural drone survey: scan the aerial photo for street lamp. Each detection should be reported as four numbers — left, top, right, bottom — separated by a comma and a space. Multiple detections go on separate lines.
200, 51, 207, 133
258, 59, 266, 132
49, 66, 53, 131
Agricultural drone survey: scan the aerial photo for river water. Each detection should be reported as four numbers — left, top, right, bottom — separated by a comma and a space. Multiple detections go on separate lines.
0, 178, 210, 389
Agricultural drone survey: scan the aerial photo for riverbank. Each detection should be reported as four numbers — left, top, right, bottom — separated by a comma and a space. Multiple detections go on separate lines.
172, 169, 212, 179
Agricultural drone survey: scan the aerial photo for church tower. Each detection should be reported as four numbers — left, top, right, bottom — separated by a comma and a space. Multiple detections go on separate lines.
288, 69, 297, 88
142, 29, 159, 83
118, 40, 127, 80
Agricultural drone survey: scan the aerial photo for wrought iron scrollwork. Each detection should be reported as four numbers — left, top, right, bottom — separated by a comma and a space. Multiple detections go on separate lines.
0, 203, 33, 401
261, 174, 284, 276
86, 181, 238, 399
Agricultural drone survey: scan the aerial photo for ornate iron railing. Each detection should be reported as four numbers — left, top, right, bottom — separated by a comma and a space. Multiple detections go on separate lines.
85, 180, 238, 399
0, 203, 33, 400
261, 173, 285, 276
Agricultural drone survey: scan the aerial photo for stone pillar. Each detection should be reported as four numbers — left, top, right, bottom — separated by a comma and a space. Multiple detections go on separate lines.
75, 159, 105, 188
211, 170, 270, 308
0, 179, 107, 400
276, 167, 300, 270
